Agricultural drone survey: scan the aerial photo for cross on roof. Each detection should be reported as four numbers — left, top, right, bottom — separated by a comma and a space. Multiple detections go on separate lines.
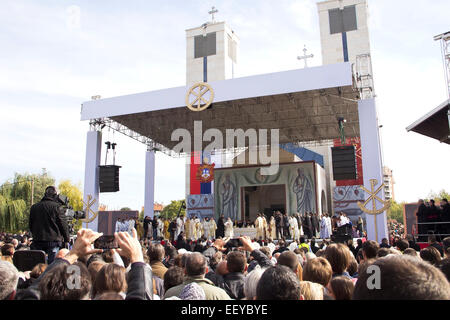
297, 45, 314, 68
208, 6, 218, 23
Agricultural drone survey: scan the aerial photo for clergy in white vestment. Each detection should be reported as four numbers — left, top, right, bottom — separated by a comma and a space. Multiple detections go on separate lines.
175, 216, 184, 239
209, 218, 217, 240
320, 214, 330, 239
326, 214, 332, 238
224, 217, 234, 238
195, 217, 202, 239
202, 218, 211, 239
255, 214, 265, 240
189, 217, 197, 240
157, 217, 164, 238
184, 217, 191, 240
291, 216, 300, 241
269, 216, 276, 240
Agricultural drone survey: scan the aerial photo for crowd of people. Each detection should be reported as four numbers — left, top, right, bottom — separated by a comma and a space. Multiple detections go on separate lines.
2, 227, 450, 300
1, 187, 449, 301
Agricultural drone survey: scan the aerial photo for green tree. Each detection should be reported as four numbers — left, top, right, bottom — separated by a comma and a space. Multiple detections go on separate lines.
387, 199, 405, 223
427, 189, 450, 202
0, 195, 27, 232
0, 170, 55, 232
160, 200, 185, 220
120, 207, 132, 211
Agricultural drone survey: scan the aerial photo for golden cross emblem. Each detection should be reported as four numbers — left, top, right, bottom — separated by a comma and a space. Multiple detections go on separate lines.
81, 194, 98, 227
185, 82, 214, 112
357, 179, 390, 242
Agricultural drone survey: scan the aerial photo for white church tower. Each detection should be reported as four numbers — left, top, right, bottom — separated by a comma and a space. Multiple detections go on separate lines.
185, 7, 239, 86
184, 7, 240, 197
317, 0, 371, 65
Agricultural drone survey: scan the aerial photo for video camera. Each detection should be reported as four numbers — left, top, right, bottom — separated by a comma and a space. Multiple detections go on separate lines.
56, 194, 86, 220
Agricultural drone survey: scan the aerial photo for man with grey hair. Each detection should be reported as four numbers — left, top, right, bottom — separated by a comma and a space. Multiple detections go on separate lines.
243, 267, 265, 300
164, 252, 231, 300
0, 260, 19, 300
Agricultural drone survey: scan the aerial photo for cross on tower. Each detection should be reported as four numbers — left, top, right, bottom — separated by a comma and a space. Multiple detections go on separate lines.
297, 45, 314, 68
208, 6, 218, 23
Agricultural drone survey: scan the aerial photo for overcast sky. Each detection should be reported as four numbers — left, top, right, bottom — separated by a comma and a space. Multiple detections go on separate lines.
1, 0, 449, 210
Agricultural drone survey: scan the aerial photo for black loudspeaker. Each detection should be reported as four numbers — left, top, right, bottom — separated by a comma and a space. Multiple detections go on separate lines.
331, 146, 357, 180
99, 165, 121, 192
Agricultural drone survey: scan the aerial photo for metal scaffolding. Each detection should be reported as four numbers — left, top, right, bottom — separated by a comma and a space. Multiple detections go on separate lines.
434, 31, 450, 100
354, 53, 374, 100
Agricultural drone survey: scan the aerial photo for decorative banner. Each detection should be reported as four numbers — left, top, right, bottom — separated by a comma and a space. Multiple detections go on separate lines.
185, 82, 214, 112
187, 194, 215, 219
357, 179, 391, 242
197, 163, 215, 183
333, 185, 365, 220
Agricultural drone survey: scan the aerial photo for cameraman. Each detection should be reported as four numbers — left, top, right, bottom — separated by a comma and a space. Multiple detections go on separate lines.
29, 186, 70, 264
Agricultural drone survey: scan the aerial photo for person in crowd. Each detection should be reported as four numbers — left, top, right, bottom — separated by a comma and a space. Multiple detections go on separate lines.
299, 281, 324, 300
169, 219, 177, 242
216, 214, 225, 239
282, 213, 290, 239
219, 251, 246, 300
362, 240, 379, 260
29, 186, 70, 264
302, 257, 332, 287
0, 260, 20, 300
275, 211, 283, 239
353, 255, 450, 300
441, 199, 450, 235
328, 276, 354, 300
277, 251, 303, 281
310, 238, 320, 254
92, 263, 127, 299
164, 252, 231, 300
427, 199, 441, 236
428, 235, 444, 256
1, 243, 14, 264
324, 243, 352, 279
256, 265, 301, 300
405, 234, 420, 251
380, 238, 390, 248
143, 216, 151, 239
420, 246, 442, 266
415, 199, 427, 242
147, 243, 168, 279
163, 266, 185, 293
163, 245, 178, 268
403, 248, 419, 257
357, 216, 364, 236
436, 258, 450, 282
443, 237, 450, 259
243, 267, 264, 300
395, 239, 409, 253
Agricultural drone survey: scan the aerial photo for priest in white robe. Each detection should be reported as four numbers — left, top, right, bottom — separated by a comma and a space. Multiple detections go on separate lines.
255, 214, 265, 240
224, 217, 234, 238
175, 216, 184, 239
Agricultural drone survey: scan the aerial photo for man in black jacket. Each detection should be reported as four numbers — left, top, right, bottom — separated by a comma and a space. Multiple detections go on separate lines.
29, 186, 70, 264
275, 211, 283, 239
220, 251, 246, 300
216, 215, 225, 238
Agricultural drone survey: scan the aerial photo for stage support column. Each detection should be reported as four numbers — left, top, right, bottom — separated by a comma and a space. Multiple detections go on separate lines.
83, 130, 102, 231
358, 98, 388, 242
144, 147, 155, 218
